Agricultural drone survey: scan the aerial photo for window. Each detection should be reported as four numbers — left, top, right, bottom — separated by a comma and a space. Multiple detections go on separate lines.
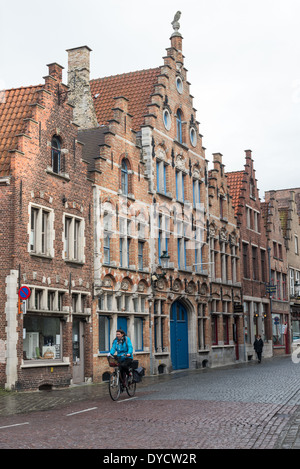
175, 170, 185, 202
221, 242, 228, 282
51, 136, 61, 174
47, 291, 55, 311
193, 179, 201, 207
246, 207, 251, 229
277, 272, 282, 300
210, 238, 216, 280
163, 108, 171, 130
252, 246, 258, 280
158, 213, 169, 263
223, 316, 229, 345
138, 241, 144, 270
64, 215, 84, 262
134, 317, 143, 351
243, 243, 249, 278
231, 245, 237, 283
254, 211, 259, 232
156, 160, 167, 194
176, 76, 183, 94
198, 303, 206, 350
154, 300, 166, 353
71, 292, 87, 313
290, 269, 295, 296
99, 316, 110, 353
282, 274, 287, 300
244, 302, 251, 344
295, 235, 299, 255
34, 289, 44, 310
103, 234, 110, 265
261, 249, 266, 282
190, 127, 197, 147
250, 178, 255, 199
121, 159, 129, 195
120, 238, 130, 268
29, 288, 66, 313
211, 315, 218, 345
30, 206, 52, 256
23, 316, 61, 360
272, 313, 285, 346
103, 203, 114, 265
176, 109, 183, 143
194, 227, 203, 273
176, 220, 187, 270
119, 218, 131, 268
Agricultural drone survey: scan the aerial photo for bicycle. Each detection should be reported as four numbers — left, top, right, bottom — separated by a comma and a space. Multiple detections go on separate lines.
107, 355, 136, 401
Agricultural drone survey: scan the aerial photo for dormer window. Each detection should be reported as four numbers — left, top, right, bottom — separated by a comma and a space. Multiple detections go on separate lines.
51, 136, 61, 174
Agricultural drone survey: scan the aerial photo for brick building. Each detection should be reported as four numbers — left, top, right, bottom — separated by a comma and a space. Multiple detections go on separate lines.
208, 153, 243, 365
0, 64, 93, 390
226, 151, 272, 359
262, 191, 290, 355
2, 14, 295, 391
66, 15, 248, 380
265, 188, 300, 351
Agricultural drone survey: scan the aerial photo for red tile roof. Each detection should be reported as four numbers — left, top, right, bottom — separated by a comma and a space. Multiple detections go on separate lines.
90, 68, 161, 131
226, 170, 245, 216
0, 85, 42, 177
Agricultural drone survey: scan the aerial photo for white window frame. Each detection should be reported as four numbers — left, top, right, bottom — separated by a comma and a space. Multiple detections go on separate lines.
63, 213, 85, 263
29, 203, 54, 257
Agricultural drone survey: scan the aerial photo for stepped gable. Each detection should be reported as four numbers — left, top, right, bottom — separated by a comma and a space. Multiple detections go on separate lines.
0, 84, 42, 177
90, 67, 161, 131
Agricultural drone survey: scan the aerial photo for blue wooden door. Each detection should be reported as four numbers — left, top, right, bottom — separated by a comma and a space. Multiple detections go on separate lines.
170, 301, 189, 370
117, 317, 127, 335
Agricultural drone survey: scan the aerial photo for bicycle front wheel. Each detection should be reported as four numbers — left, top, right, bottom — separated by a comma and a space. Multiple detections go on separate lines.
126, 373, 136, 397
109, 371, 121, 401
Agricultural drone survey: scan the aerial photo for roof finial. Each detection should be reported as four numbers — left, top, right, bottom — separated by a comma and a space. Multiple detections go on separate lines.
171, 11, 182, 37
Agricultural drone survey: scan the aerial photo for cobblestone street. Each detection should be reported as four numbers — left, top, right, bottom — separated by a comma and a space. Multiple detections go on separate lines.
0, 356, 299, 450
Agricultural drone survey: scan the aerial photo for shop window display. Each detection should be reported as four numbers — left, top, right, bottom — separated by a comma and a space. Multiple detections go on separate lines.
23, 316, 61, 360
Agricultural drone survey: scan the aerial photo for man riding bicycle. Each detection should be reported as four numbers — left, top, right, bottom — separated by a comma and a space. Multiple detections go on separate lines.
107, 329, 133, 384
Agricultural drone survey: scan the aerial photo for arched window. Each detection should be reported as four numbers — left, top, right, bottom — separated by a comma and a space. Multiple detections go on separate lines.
51, 136, 61, 174
121, 158, 129, 195
176, 109, 183, 143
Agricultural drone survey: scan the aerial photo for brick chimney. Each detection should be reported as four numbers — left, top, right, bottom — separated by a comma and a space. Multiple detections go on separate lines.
66, 46, 98, 129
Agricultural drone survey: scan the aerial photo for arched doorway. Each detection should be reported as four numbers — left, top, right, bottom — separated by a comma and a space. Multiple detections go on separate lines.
170, 301, 189, 370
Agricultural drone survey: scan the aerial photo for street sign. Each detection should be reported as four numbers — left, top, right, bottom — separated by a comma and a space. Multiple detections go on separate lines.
266, 285, 277, 293
20, 300, 26, 314
18, 286, 31, 300
234, 303, 243, 313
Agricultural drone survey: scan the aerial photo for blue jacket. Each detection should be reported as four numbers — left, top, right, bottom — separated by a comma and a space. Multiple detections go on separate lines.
110, 336, 133, 360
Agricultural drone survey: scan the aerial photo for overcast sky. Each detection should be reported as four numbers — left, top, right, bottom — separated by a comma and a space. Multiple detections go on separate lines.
1, 0, 299, 198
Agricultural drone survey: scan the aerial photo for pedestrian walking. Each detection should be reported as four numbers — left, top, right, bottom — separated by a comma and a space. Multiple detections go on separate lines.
253, 335, 264, 363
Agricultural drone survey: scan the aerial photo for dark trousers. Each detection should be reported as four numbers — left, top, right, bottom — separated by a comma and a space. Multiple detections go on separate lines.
256, 351, 262, 362
119, 358, 133, 382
